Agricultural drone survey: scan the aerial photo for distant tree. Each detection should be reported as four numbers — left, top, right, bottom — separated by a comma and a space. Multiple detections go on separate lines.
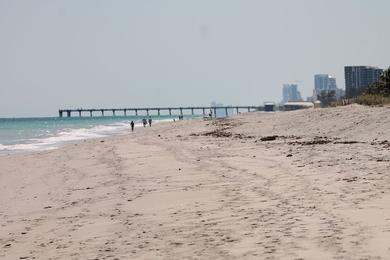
317, 90, 336, 107
366, 67, 390, 96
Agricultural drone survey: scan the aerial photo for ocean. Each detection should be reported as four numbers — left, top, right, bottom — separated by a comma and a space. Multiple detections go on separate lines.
0, 115, 185, 154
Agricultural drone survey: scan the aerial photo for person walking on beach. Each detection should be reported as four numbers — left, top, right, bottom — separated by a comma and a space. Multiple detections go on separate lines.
130, 121, 135, 132
142, 118, 147, 127
148, 117, 152, 127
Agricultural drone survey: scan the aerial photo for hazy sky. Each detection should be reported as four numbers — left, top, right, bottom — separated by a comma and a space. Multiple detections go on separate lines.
1, 0, 389, 117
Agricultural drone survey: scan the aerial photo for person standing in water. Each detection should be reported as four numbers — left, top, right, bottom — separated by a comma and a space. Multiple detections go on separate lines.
130, 121, 135, 132
142, 118, 147, 127
148, 117, 152, 127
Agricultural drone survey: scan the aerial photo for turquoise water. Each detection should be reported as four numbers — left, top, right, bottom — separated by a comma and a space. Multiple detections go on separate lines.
0, 115, 185, 153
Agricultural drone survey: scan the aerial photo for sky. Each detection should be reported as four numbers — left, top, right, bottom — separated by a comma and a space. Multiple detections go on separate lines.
0, 0, 389, 117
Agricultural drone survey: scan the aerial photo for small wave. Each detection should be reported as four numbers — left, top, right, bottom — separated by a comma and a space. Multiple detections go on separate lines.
0, 123, 129, 152
0, 118, 169, 153
0, 142, 58, 152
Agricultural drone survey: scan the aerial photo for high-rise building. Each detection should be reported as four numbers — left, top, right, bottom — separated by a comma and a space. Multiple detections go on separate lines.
314, 74, 337, 92
282, 84, 302, 103
344, 66, 383, 98
313, 74, 343, 100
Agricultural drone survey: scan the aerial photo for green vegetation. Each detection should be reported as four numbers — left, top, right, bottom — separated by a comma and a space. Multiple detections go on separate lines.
317, 90, 336, 107
354, 94, 390, 106
366, 67, 390, 96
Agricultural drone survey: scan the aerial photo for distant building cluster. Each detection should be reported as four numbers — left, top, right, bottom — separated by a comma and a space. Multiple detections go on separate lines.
312, 74, 344, 101
282, 84, 302, 103
281, 65, 384, 104
210, 101, 234, 117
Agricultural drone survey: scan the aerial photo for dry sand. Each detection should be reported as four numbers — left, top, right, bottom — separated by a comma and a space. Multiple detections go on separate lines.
1, 104, 390, 259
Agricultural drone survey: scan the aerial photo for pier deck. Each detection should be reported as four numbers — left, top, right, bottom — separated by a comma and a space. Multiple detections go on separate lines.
58, 106, 266, 118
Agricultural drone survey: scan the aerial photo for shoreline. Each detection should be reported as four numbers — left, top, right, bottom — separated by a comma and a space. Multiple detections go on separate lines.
0, 116, 194, 156
1, 105, 390, 259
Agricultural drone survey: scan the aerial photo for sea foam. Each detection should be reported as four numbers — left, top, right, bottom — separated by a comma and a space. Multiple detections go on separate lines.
0, 121, 132, 153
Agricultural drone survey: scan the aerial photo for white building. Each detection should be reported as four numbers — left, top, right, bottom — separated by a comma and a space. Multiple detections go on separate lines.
313, 74, 345, 100
315, 74, 337, 92
282, 84, 303, 103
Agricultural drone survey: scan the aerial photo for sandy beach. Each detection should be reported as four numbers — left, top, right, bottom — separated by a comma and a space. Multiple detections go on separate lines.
1, 104, 390, 259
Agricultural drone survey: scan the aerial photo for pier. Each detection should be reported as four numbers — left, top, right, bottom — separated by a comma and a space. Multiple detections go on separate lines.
58, 106, 265, 118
